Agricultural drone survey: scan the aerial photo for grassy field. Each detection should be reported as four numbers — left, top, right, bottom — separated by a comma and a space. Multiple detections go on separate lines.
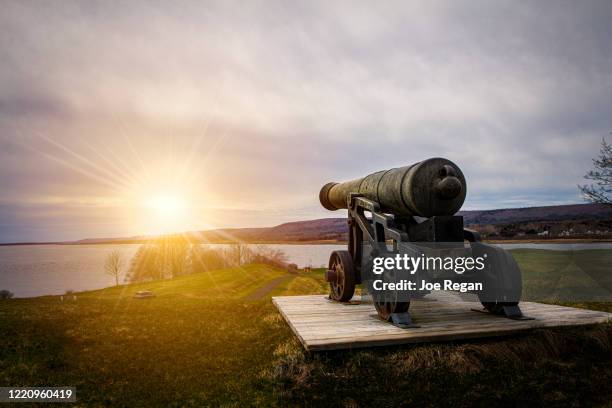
1, 251, 612, 407
513, 249, 612, 304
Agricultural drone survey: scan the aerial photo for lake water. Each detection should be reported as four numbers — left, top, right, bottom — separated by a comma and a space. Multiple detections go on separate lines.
1, 242, 611, 297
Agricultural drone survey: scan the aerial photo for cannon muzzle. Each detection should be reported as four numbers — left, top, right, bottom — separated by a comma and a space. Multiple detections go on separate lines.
319, 157, 466, 217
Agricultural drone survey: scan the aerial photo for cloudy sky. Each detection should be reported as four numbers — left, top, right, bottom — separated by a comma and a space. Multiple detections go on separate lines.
1, 0, 611, 242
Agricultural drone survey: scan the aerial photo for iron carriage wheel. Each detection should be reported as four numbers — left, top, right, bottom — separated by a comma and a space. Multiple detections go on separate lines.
374, 276, 410, 322
371, 248, 411, 321
475, 243, 522, 315
374, 295, 410, 321
327, 250, 356, 302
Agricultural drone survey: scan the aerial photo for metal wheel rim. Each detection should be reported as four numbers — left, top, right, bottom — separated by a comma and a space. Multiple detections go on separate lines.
330, 254, 344, 298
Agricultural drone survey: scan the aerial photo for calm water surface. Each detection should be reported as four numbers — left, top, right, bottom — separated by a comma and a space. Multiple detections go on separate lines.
1, 243, 610, 297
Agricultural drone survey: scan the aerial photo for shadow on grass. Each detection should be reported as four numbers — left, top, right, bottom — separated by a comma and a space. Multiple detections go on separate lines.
0, 305, 74, 386
266, 323, 612, 407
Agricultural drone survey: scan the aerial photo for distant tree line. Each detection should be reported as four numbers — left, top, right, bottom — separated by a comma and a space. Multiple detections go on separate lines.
126, 236, 289, 283
470, 219, 612, 240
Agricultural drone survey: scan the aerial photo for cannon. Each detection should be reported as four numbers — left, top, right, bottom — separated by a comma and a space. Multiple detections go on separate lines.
319, 158, 528, 326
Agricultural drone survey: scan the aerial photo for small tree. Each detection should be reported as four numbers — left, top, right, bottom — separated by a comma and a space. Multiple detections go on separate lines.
580, 138, 612, 204
227, 243, 250, 266
104, 250, 124, 286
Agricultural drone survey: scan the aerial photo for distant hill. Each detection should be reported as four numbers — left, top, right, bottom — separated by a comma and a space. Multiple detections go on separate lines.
192, 218, 348, 243
65, 203, 612, 245
74, 236, 149, 245
190, 203, 612, 242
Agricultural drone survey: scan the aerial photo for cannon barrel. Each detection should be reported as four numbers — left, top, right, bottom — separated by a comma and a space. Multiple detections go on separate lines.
319, 157, 466, 217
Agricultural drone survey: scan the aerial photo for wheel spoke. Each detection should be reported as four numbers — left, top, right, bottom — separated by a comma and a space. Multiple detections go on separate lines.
327, 250, 355, 302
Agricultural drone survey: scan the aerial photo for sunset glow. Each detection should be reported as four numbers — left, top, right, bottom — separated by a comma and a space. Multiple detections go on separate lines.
140, 191, 192, 234
146, 192, 186, 216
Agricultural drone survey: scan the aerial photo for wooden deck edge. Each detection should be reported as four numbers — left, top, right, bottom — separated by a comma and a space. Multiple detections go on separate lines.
273, 295, 612, 352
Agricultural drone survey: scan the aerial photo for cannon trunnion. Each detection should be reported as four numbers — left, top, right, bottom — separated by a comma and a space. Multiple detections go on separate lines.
320, 158, 529, 326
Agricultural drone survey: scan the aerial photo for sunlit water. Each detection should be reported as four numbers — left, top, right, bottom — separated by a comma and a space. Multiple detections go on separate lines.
1, 243, 611, 297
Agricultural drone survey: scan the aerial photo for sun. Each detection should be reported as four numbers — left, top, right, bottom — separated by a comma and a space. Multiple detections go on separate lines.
146, 193, 186, 217
141, 192, 190, 234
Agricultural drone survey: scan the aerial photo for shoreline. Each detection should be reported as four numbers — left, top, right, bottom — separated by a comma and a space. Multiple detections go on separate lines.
1, 238, 612, 247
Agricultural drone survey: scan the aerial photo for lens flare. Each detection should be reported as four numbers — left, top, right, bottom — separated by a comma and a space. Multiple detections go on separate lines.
146, 193, 186, 217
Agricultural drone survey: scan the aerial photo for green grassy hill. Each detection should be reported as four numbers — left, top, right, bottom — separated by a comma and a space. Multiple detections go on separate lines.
1, 256, 612, 407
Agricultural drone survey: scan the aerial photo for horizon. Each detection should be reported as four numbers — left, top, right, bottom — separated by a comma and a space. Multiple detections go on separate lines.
2, 1, 612, 242
0, 201, 605, 245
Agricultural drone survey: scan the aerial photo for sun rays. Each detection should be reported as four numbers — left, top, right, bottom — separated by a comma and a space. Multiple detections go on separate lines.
11, 121, 233, 237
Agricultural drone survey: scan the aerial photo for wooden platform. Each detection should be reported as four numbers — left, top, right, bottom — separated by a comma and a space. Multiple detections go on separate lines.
272, 292, 612, 351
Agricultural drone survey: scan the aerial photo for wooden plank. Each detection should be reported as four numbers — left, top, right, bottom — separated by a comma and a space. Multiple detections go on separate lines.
272, 293, 612, 351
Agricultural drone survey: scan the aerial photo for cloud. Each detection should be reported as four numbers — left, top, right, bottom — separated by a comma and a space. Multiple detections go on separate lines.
1, 0, 611, 241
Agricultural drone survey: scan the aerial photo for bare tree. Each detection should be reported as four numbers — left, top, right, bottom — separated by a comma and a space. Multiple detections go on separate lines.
104, 250, 124, 286
227, 243, 250, 266
580, 138, 612, 204
251, 245, 288, 269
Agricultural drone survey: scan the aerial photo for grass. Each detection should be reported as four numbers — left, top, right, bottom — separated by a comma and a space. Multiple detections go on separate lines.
1, 252, 612, 407
513, 249, 612, 307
